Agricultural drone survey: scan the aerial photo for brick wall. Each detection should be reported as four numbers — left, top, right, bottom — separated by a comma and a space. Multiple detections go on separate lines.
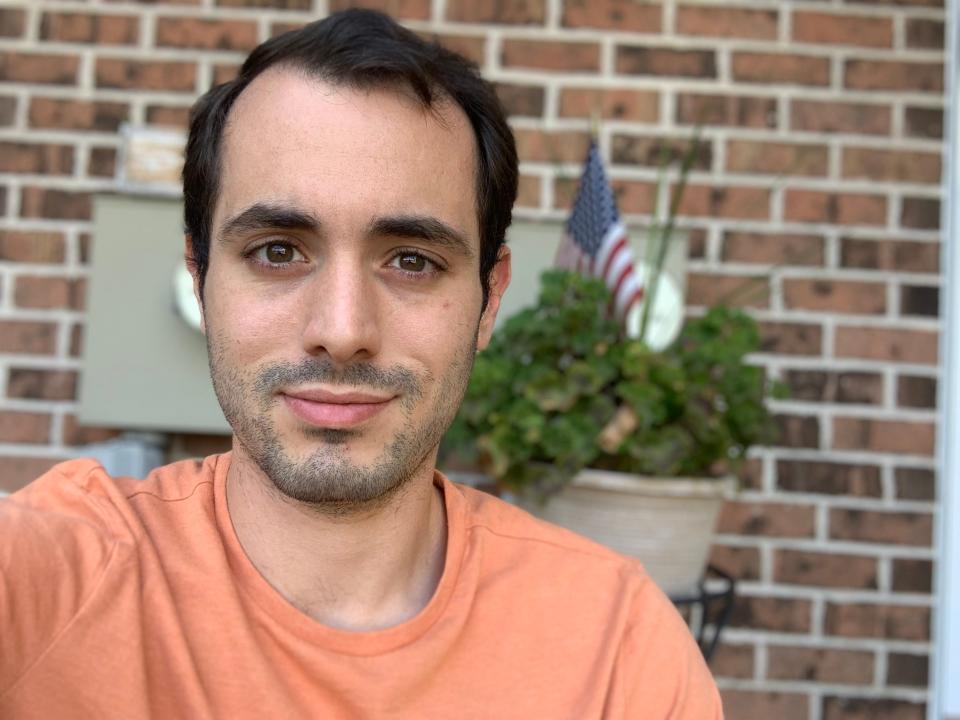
0, 0, 946, 717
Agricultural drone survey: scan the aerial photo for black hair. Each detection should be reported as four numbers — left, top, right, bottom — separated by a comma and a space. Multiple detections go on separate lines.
182, 8, 517, 308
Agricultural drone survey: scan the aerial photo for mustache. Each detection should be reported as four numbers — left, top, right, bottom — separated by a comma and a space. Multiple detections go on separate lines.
254, 358, 422, 399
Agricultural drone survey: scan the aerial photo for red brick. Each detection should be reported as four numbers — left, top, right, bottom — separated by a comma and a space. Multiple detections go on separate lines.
833, 417, 936, 456
905, 106, 943, 139
825, 602, 929, 641
7, 368, 78, 401
733, 52, 829, 86
0, 411, 51, 444
784, 370, 884, 405
906, 18, 944, 49
768, 646, 874, 684
678, 185, 769, 220
563, 0, 660, 31
447, 0, 542, 24
0, 142, 74, 175
29, 98, 129, 132
559, 88, 659, 123
212, 63, 241, 86
835, 326, 938, 364
784, 190, 886, 226
516, 175, 540, 209
88, 147, 117, 178
61, 414, 123, 447
722, 231, 824, 266
717, 501, 815, 537
729, 595, 812, 633
156, 17, 258, 51
842, 147, 941, 184
0, 321, 58, 355
840, 237, 939, 273
721, 691, 808, 720
216, 0, 310, 7
40, 12, 139, 45
775, 549, 877, 588
0, 52, 80, 85
783, 278, 886, 315
793, 11, 892, 48
330, 0, 430, 20
888, 652, 929, 687
611, 135, 711, 170
901, 197, 940, 230
514, 129, 591, 164
428, 34, 485, 65
831, 508, 932, 546
69, 323, 83, 358
494, 83, 544, 118
777, 460, 882, 497
711, 643, 754, 679
726, 140, 828, 177
676, 93, 776, 128
791, 100, 891, 136
686, 273, 769, 308
823, 697, 925, 720
0, 95, 15, 126
0, 8, 25, 37
677, 5, 777, 40
898, 374, 937, 408
901, 286, 939, 319
20, 187, 92, 221
892, 559, 932, 594
774, 414, 820, 449
14, 276, 86, 311
609, 180, 655, 214
0, 231, 66, 264
145, 105, 192, 129
502, 40, 599, 72
270, 21, 305, 37
617, 47, 716, 78
96, 58, 196, 92
759, 322, 822, 356
896, 467, 935, 501
0, 456, 62, 493
709, 544, 760, 581
845, 60, 942, 92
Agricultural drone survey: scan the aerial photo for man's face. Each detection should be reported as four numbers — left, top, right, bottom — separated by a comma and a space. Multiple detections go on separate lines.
195, 68, 509, 508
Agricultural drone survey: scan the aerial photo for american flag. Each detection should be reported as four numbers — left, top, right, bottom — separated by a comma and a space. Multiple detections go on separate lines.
555, 141, 644, 323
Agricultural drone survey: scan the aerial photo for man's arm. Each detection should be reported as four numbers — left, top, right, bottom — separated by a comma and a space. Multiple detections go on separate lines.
605, 574, 724, 719
0, 465, 118, 698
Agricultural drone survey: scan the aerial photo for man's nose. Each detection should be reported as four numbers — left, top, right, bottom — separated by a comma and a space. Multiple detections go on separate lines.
300, 257, 380, 365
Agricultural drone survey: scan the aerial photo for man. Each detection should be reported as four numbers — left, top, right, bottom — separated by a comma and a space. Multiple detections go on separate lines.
0, 10, 722, 718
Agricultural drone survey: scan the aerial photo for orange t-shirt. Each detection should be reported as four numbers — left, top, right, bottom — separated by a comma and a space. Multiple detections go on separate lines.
0, 454, 722, 719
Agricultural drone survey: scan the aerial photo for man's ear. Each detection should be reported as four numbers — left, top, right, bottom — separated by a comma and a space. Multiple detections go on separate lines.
476, 246, 511, 351
184, 235, 206, 335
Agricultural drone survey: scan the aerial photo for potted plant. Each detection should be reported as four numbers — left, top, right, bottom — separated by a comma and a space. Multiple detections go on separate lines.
444, 269, 781, 595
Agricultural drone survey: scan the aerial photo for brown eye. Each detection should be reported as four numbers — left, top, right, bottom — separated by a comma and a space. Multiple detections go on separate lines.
265, 243, 294, 263
398, 253, 427, 272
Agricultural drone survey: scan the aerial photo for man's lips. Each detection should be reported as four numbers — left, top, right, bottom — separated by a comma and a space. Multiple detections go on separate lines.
280, 389, 393, 428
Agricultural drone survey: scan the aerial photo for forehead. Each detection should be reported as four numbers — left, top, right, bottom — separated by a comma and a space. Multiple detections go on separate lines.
215, 67, 479, 244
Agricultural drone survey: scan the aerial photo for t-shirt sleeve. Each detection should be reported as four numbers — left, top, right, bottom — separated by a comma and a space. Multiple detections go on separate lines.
0, 461, 122, 697
606, 572, 724, 719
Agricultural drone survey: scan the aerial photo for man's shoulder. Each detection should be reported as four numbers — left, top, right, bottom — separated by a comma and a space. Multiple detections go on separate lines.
3, 455, 220, 541
450, 479, 649, 585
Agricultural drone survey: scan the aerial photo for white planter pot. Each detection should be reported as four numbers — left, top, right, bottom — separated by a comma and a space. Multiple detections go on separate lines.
519, 468, 737, 597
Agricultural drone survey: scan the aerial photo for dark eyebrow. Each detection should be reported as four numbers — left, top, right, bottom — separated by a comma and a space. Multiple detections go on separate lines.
369, 215, 474, 259
219, 203, 322, 242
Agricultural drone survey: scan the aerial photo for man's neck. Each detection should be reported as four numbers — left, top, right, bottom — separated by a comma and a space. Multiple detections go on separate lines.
225, 446, 448, 632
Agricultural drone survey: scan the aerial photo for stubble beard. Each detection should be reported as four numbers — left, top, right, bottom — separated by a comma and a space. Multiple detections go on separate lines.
207, 335, 477, 512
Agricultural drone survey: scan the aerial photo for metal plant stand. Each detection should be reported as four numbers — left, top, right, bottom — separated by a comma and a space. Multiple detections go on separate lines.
669, 565, 737, 663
